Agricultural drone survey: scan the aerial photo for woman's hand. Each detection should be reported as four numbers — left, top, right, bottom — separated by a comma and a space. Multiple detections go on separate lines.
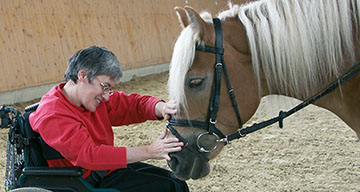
155, 99, 177, 120
126, 129, 184, 163
148, 129, 184, 160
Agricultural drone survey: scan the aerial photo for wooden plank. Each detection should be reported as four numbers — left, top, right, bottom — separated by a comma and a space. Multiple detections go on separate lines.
0, 0, 243, 92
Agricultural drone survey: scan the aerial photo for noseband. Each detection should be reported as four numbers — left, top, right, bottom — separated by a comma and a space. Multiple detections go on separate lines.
167, 18, 243, 153
167, 18, 360, 153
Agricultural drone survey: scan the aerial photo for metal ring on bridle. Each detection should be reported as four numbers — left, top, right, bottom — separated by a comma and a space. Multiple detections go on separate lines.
196, 132, 221, 153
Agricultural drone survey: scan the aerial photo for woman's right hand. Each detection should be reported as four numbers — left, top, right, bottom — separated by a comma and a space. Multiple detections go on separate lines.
148, 129, 184, 160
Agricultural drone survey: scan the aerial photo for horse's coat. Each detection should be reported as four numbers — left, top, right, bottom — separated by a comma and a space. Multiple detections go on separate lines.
167, 0, 360, 180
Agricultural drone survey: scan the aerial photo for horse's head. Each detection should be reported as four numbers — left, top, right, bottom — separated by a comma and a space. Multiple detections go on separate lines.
167, 0, 360, 180
167, 6, 261, 180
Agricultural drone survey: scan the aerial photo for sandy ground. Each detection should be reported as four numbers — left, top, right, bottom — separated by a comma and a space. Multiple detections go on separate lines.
1, 72, 359, 191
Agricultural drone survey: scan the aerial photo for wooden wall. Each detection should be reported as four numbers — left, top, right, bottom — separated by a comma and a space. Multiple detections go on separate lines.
0, 0, 242, 93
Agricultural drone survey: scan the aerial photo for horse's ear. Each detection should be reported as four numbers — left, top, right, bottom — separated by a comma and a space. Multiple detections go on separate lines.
174, 6, 189, 28
184, 6, 206, 40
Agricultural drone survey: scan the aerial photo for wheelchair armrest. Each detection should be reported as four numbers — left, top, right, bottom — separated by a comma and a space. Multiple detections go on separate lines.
25, 102, 40, 112
23, 167, 84, 177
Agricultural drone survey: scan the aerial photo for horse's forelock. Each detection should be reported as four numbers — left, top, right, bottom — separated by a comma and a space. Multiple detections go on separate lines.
168, 11, 216, 112
168, 27, 199, 112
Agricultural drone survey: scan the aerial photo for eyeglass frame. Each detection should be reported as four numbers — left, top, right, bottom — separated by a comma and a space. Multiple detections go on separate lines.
94, 77, 114, 96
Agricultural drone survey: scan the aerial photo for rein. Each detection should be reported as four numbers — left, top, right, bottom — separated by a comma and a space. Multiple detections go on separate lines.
167, 17, 360, 153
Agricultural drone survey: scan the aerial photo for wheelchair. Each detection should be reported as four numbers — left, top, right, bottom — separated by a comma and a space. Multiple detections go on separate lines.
0, 103, 119, 192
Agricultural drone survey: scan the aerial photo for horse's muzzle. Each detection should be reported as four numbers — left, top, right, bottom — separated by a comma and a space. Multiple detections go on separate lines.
167, 146, 210, 180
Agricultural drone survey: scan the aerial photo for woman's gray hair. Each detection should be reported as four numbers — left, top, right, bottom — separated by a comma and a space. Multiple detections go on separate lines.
64, 46, 123, 83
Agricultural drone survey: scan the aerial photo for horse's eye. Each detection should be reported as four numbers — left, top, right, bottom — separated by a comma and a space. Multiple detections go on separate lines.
189, 78, 204, 88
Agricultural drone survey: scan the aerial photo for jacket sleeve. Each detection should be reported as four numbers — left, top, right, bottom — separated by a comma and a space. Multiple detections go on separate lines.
106, 91, 164, 126
31, 109, 127, 170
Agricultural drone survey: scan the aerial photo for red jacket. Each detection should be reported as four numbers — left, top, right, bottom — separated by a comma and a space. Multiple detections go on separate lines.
29, 83, 162, 178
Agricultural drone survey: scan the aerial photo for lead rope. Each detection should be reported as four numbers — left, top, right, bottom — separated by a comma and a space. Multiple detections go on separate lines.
219, 61, 360, 143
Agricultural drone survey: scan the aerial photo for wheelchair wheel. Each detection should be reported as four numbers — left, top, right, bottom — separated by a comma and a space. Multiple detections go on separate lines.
9, 187, 52, 192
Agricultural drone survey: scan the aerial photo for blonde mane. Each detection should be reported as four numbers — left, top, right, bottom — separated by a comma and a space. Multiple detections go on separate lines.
168, 26, 198, 111
169, 0, 359, 110
236, 0, 358, 97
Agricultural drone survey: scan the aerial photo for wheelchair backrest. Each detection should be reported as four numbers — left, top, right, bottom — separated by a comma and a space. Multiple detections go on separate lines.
23, 110, 48, 167
23, 102, 64, 167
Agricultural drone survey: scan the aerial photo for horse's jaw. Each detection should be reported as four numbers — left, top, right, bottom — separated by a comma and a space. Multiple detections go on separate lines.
167, 147, 210, 180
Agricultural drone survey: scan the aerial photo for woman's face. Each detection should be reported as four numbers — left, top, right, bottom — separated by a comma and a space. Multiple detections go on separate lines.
78, 74, 117, 112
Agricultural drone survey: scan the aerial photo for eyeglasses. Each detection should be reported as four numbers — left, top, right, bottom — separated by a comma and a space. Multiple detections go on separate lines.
100, 82, 114, 96
95, 77, 114, 96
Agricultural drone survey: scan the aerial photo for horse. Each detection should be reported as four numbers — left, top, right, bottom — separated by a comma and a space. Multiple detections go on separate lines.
166, 0, 360, 180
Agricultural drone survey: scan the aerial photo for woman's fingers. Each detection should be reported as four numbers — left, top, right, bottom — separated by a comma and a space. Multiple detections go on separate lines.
164, 140, 184, 147
161, 100, 177, 119
151, 129, 184, 160
163, 137, 180, 143
158, 129, 168, 139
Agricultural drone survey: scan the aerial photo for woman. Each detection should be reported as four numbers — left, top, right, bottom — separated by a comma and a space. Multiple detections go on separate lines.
29, 46, 189, 191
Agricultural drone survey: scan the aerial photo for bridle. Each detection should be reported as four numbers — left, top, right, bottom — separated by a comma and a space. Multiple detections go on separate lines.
167, 18, 360, 154
167, 18, 242, 153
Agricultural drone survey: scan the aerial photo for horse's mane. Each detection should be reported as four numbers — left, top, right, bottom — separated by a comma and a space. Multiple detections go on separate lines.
235, 0, 358, 98
169, 0, 359, 110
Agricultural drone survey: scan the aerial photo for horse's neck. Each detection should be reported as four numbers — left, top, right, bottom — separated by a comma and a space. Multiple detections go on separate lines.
234, 0, 360, 101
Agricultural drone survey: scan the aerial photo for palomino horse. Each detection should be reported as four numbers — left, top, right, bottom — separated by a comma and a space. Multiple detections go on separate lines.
166, 0, 360, 180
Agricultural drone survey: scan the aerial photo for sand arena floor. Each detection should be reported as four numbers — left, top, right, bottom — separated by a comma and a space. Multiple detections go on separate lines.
0, 73, 359, 191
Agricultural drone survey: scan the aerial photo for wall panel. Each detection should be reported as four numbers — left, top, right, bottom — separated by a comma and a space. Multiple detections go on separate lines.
0, 0, 243, 93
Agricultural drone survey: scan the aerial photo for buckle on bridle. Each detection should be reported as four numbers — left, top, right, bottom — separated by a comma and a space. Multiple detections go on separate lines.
209, 118, 217, 125
216, 136, 231, 144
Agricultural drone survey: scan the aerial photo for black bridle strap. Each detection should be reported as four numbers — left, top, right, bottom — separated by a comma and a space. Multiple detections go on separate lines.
167, 18, 243, 149
208, 18, 224, 136
222, 57, 243, 127
210, 63, 222, 124
168, 119, 208, 129
196, 45, 224, 55
168, 118, 226, 141
222, 61, 360, 143
214, 18, 223, 64
166, 122, 188, 144
166, 121, 210, 162
211, 18, 243, 128
200, 18, 243, 137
